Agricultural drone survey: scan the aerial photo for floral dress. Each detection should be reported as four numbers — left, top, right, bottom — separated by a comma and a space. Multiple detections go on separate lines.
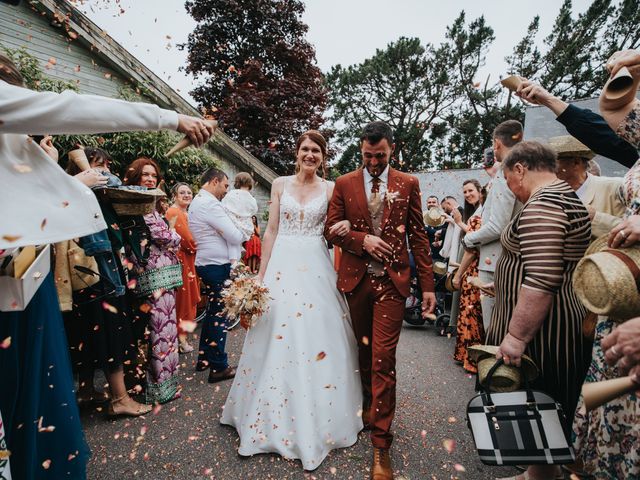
573, 102, 640, 478
453, 215, 484, 373
129, 211, 182, 404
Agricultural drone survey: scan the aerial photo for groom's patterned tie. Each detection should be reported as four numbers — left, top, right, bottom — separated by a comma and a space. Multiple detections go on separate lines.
367, 177, 385, 276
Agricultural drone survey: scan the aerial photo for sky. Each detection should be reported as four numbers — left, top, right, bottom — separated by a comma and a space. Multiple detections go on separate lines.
77, 0, 594, 108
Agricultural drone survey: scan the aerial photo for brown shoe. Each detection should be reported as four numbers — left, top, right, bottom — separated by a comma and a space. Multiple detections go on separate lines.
208, 366, 236, 384
371, 448, 393, 480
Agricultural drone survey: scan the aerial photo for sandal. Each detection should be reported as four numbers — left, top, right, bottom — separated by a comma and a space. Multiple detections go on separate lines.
108, 394, 152, 417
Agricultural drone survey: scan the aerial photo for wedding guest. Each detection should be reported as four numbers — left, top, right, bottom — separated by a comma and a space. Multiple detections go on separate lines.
424, 195, 445, 261
61, 147, 150, 417
440, 196, 464, 331
571, 55, 640, 478
221, 172, 258, 263
123, 158, 182, 404
189, 167, 243, 383
243, 215, 262, 273
452, 179, 484, 373
549, 135, 625, 240
489, 141, 591, 480
0, 52, 212, 480
166, 182, 201, 354
462, 120, 522, 331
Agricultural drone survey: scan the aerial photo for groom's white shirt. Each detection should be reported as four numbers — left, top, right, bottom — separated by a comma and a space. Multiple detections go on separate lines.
189, 189, 243, 266
363, 165, 389, 200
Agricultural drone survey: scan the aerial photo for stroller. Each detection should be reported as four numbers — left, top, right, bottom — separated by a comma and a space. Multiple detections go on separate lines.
404, 252, 451, 335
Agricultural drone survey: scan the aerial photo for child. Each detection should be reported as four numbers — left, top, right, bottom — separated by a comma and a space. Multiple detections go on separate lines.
222, 172, 258, 263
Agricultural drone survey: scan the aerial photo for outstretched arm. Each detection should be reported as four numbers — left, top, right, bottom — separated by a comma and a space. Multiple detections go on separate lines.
256, 177, 284, 283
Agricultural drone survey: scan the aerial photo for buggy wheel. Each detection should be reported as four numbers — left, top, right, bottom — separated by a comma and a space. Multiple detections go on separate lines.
435, 314, 450, 336
225, 318, 241, 331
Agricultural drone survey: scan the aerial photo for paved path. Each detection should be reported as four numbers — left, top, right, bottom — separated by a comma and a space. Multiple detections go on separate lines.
83, 323, 518, 479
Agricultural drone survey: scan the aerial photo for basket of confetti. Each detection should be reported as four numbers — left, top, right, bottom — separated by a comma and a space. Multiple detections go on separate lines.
220, 263, 270, 329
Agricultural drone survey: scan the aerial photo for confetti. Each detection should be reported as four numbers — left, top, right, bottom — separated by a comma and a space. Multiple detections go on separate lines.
443, 438, 456, 453
316, 351, 327, 361
101, 301, 118, 314
181, 321, 197, 333
40, 218, 47, 230
0, 337, 10, 349
13, 164, 32, 173
42, 459, 51, 470
454, 463, 466, 472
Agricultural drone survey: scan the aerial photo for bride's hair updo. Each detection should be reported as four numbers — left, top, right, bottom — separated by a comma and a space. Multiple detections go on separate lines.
295, 130, 328, 179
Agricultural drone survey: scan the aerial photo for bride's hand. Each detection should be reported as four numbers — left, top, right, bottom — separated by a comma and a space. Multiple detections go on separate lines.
328, 220, 351, 237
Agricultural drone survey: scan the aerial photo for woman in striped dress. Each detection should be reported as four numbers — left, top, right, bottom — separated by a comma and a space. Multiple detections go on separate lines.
488, 141, 591, 480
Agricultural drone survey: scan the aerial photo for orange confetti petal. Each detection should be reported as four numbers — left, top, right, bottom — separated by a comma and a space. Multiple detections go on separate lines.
316, 351, 327, 361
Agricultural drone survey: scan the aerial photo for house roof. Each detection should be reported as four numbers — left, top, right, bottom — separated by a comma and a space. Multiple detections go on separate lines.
30, 0, 277, 187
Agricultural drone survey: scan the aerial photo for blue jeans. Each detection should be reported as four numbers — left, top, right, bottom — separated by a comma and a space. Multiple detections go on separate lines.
196, 264, 231, 372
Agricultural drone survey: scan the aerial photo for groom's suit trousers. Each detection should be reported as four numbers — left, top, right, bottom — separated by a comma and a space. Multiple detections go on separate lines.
346, 272, 405, 449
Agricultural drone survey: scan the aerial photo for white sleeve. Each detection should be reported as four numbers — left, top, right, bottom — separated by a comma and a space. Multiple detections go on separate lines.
0, 80, 178, 135
205, 201, 245, 245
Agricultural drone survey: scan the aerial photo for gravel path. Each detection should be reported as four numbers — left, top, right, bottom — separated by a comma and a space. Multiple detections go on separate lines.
83, 322, 519, 479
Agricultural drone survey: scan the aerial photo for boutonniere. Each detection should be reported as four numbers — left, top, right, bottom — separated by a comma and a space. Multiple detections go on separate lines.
385, 191, 400, 208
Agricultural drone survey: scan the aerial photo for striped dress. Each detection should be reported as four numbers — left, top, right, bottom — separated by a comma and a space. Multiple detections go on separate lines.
486, 180, 591, 429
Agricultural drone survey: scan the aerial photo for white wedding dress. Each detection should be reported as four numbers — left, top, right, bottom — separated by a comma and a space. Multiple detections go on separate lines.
220, 179, 363, 470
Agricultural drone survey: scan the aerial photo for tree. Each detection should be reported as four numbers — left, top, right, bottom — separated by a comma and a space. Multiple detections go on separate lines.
183, 0, 328, 175
507, 0, 640, 100
440, 12, 524, 168
326, 37, 458, 173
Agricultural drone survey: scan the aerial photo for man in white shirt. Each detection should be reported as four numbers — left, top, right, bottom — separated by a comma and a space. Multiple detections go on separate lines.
189, 167, 244, 383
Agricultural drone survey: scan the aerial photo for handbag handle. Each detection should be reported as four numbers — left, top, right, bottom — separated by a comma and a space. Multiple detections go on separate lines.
481, 357, 536, 408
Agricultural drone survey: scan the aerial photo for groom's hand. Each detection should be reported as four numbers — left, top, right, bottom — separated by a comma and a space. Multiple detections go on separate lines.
363, 234, 392, 261
421, 292, 436, 317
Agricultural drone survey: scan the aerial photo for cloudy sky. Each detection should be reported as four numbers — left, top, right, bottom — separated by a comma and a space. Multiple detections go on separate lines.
78, 0, 593, 108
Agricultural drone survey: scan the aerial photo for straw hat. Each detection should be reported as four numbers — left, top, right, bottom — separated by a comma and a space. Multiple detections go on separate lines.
469, 345, 539, 393
573, 235, 640, 321
433, 261, 447, 276
445, 267, 459, 292
424, 207, 446, 227
548, 135, 595, 160
98, 187, 165, 217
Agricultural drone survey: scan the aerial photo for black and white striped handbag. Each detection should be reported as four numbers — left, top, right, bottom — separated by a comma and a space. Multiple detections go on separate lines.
466, 358, 575, 466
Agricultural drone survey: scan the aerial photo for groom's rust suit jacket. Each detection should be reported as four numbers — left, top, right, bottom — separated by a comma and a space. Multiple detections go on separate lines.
324, 167, 435, 297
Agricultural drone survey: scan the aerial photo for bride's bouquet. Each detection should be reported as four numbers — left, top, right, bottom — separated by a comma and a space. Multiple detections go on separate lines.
220, 263, 270, 329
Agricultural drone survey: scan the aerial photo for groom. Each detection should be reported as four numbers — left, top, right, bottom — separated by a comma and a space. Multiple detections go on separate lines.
325, 121, 435, 480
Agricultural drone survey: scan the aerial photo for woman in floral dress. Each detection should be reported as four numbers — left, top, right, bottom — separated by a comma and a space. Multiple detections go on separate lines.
452, 179, 484, 373
124, 158, 182, 404
573, 48, 640, 479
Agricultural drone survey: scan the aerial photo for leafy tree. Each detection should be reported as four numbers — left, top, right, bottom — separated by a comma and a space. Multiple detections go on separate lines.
440, 12, 524, 168
326, 37, 457, 172
507, 0, 640, 100
183, 0, 327, 175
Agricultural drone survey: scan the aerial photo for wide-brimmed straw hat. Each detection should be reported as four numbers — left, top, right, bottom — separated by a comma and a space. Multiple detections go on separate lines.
445, 267, 459, 292
98, 187, 165, 217
469, 345, 539, 393
548, 135, 595, 160
424, 207, 446, 227
573, 235, 640, 321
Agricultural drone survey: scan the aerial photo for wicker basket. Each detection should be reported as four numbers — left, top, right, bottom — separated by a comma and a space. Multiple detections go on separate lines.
99, 187, 164, 217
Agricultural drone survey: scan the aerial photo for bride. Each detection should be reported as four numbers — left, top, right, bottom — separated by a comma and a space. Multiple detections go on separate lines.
220, 130, 363, 470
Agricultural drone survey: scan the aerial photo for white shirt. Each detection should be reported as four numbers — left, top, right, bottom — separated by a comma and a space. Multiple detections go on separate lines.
0, 80, 179, 250
363, 165, 389, 201
189, 189, 244, 266
575, 173, 592, 200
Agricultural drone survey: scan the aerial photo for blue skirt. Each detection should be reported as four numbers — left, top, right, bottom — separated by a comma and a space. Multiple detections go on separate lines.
0, 273, 89, 479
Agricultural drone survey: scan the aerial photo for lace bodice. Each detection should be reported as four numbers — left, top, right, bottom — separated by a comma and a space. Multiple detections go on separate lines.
278, 181, 328, 237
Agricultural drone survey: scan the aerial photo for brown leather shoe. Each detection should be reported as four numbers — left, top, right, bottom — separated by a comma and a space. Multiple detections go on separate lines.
371, 448, 393, 480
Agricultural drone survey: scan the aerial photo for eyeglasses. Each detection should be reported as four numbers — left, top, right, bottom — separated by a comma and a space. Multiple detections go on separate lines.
362, 152, 388, 161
